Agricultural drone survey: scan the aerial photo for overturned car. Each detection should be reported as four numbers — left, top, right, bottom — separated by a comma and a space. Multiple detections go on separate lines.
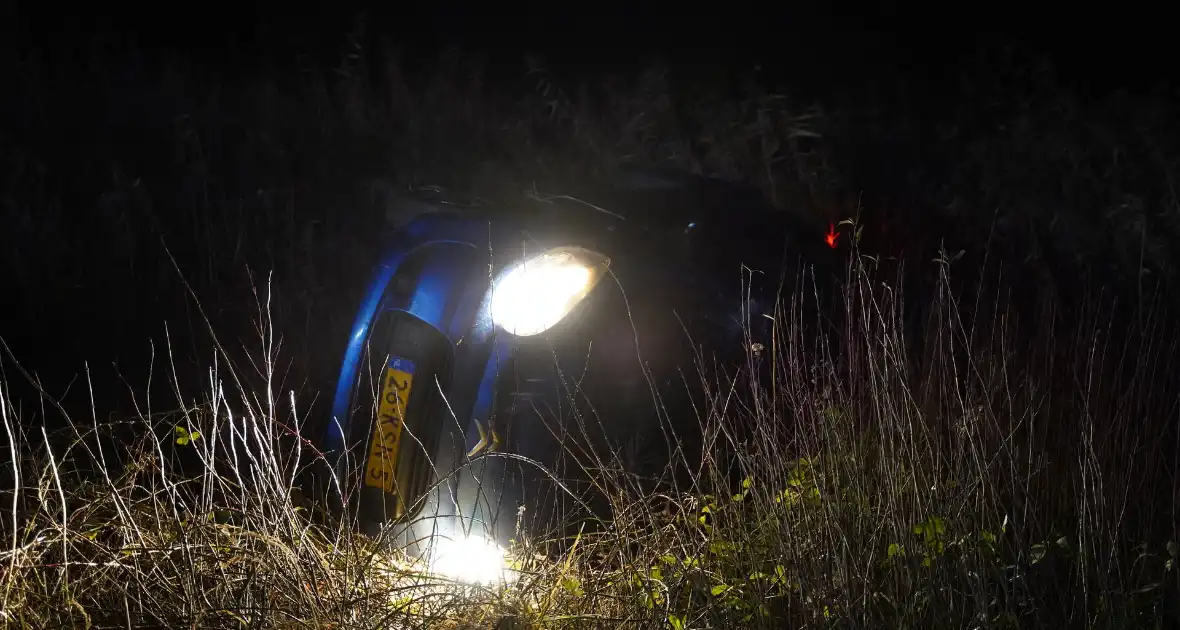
321, 168, 844, 582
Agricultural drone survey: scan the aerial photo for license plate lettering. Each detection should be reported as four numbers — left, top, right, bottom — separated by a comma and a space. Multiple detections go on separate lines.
364, 358, 415, 495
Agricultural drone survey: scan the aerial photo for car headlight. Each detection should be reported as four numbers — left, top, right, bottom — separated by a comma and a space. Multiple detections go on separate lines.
428, 534, 514, 585
490, 247, 608, 336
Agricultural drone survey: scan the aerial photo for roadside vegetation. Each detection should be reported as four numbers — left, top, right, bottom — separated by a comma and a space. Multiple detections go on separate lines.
2, 28, 1178, 628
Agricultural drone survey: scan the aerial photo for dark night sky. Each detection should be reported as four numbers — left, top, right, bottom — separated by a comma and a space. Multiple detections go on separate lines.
5, 2, 1177, 103
2, 0, 1177, 418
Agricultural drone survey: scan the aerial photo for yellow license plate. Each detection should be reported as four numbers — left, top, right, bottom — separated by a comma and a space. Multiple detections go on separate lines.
364, 358, 415, 495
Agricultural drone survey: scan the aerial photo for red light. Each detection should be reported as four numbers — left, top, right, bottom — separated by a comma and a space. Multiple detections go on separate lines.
825, 222, 840, 249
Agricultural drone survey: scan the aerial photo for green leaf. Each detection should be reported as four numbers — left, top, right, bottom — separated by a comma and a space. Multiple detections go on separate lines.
981, 530, 997, 546
560, 576, 584, 597
709, 541, 736, 556
667, 614, 685, 630
912, 516, 947, 544
742, 477, 753, 490
173, 425, 201, 446
773, 564, 788, 585
887, 543, 906, 559
710, 584, 732, 597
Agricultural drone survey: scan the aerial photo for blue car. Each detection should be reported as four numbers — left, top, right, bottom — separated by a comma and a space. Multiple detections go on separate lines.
323, 168, 842, 581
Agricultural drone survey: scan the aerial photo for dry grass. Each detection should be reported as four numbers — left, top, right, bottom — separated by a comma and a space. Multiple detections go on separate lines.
3, 242, 1178, 628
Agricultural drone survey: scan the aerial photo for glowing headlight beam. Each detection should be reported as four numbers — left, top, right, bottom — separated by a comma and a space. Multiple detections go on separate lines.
428, 534, 514, 585
490, 247, 607, 336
